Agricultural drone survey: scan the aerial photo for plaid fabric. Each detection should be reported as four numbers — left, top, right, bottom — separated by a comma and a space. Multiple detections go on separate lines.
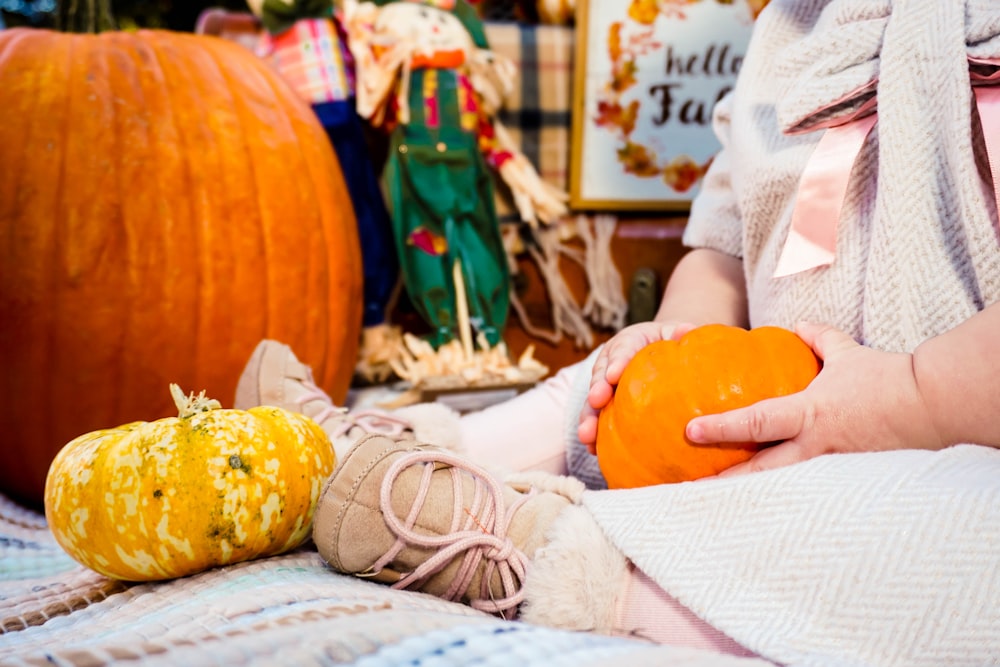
484, 22, 574, 220
258, 18, 355, 105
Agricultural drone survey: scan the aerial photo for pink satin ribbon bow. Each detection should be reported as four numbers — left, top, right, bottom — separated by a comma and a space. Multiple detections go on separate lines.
773, 57, 1000, 278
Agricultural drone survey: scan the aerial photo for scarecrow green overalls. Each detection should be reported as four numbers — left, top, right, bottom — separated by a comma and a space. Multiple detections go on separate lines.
384, 64, 510, 348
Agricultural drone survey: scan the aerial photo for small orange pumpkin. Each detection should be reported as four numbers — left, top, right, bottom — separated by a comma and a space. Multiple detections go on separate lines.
596, 324, 821, 488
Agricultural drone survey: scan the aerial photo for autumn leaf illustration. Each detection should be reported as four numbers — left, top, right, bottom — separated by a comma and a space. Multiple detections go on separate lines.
745, 0, 769, 18
608, 22, 624, 63
617, 141, 662, 177
663, 155, 707, 192
628, 0, 659, 25
594, 99, 640, 138
610, 60, 638, 93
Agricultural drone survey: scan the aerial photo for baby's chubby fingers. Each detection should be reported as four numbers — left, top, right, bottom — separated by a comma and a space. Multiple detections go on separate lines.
586, 350, 615, 408
582, 320, 693, 453
795, 320, 858, 358
685, 394, 813, 445
685, 322, 845, 446
599, 335, 651, 386
670, 322, 697, 340
580, 348, 615, 451
577, 407, 600, 453
715, 439, 812, 477
586, 322, 680, 408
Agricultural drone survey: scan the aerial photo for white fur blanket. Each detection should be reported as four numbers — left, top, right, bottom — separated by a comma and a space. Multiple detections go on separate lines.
583, 445, 1000, 667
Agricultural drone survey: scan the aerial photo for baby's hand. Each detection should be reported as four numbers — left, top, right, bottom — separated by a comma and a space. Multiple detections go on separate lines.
686, 322, 944, 476
578, 320, 691, 453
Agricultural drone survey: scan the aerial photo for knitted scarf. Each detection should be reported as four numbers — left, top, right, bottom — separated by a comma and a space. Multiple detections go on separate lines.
771, 0, 1000, 351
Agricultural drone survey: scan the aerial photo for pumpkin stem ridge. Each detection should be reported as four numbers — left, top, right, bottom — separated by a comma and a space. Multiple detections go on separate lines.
170, 384, 222, 419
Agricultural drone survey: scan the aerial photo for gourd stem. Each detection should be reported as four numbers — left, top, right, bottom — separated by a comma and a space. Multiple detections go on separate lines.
56, 0, 118, 33
170, 384, 222, 419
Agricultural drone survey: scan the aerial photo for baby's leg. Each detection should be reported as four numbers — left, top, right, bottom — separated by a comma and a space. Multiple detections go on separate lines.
458, 352, 595, 476
521, 502, 757, 657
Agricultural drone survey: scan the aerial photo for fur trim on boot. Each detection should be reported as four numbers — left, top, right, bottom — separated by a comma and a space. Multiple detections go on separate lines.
518, 503, 629, 633
392, 402, 463, 453
504, 470, 586, 503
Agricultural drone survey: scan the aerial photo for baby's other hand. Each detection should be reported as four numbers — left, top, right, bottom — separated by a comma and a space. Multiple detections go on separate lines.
686, 322, 944, 476
578, 320, 691, 453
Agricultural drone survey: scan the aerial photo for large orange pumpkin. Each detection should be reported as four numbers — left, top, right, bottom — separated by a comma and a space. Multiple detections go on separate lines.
596, 324, 821, 488
0, 28, 363, 507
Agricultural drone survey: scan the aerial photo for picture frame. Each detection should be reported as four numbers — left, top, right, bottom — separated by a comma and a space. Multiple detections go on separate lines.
570, 0, 765, 211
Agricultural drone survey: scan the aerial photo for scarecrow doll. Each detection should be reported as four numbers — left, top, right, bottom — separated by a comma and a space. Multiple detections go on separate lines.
247, 0, 401, 371
346, 0, 567, 349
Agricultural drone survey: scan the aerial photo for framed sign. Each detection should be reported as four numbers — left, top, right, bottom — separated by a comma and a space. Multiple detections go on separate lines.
570, 0, 766, 211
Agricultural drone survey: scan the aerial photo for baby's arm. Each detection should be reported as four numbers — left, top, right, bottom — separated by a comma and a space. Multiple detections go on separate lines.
686, 302, 1000, 476
912, 301, 1000, 448
577, 247, 748, 451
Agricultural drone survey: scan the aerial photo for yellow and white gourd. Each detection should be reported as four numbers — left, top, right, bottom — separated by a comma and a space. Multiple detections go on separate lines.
44, 385, 335, 581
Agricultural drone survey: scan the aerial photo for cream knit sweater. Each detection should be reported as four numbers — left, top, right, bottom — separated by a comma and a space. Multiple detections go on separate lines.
683, 0, 1000, 353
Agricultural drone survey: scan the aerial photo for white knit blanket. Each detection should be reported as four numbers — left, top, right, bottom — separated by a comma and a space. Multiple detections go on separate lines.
582, 445, 1000, 667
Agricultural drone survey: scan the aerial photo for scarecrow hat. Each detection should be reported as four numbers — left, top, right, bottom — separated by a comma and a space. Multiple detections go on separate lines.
371, 0, 490, 49
254, 0, 335, 35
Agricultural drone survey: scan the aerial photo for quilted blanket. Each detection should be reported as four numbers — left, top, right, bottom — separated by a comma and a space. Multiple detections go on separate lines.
0, 494, 769, 667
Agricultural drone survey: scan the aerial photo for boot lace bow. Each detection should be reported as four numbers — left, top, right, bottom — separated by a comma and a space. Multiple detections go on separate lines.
370, 450, 532, 617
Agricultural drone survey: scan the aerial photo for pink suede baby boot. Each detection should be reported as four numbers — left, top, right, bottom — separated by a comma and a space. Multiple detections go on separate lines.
312, 433, 756, 657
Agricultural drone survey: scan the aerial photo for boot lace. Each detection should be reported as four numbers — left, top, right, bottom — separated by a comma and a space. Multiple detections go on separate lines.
294, 383, 412, 440
369, 450, 533, 617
